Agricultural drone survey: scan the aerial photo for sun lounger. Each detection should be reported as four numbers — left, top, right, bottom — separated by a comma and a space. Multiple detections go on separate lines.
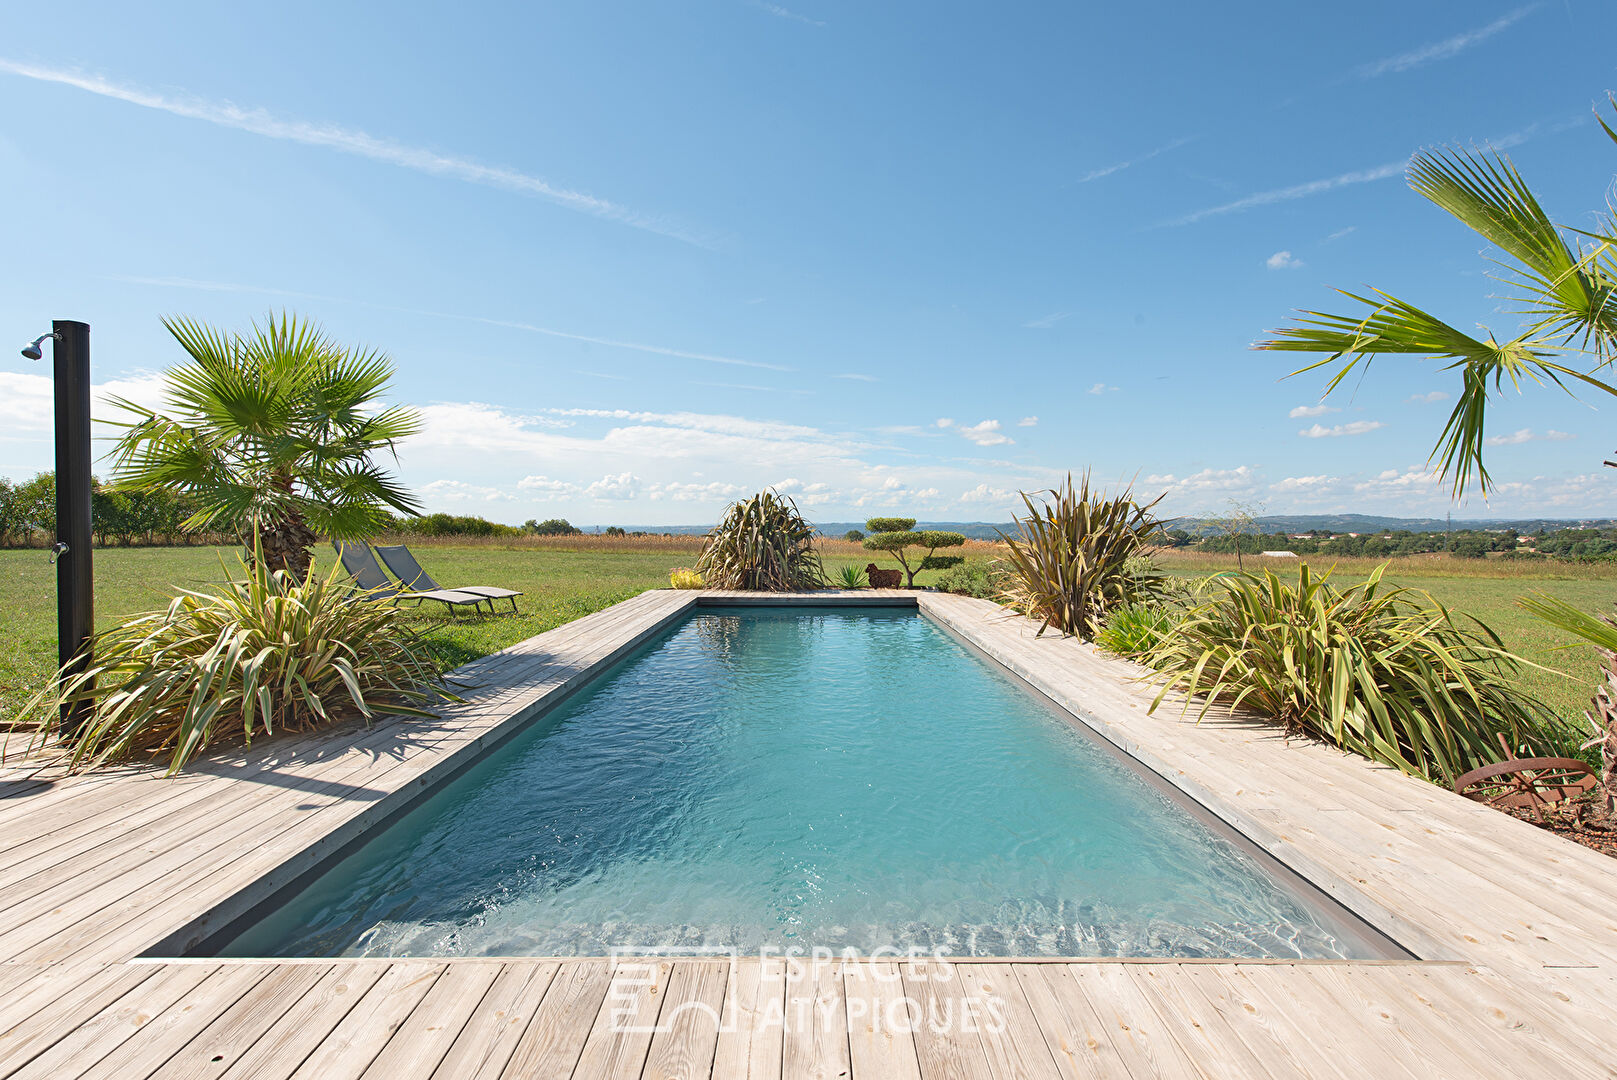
332, 541, 490, 614
374, 544, 524, 613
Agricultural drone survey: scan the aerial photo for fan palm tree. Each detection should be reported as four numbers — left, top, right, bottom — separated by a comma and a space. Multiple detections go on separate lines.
106, 313, 422, 577
1258, 102, 1617, 797
1256, 99, 1617, 498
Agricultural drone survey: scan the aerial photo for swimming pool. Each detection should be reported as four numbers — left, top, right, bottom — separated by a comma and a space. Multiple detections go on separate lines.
216, 606, 1398, 959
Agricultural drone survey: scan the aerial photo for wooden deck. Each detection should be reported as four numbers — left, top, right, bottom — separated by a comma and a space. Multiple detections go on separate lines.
2, 589, 1615, 1078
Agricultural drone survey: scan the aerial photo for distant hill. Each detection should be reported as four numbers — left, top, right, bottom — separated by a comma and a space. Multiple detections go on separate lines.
584, 515, 1617, 539
1167, 514, 1617, 536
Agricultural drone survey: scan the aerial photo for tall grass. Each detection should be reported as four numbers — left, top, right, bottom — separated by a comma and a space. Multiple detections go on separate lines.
9, 549, 449, 774
1146, 564, 1558, 784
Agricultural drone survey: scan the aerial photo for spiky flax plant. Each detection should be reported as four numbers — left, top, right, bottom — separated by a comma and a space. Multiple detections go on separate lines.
696, 490, 826, 591
996, 472, 1165, 639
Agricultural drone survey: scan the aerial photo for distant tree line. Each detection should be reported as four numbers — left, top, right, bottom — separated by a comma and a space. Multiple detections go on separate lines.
0, 472, 230, 548
1157, 524, 1617, 561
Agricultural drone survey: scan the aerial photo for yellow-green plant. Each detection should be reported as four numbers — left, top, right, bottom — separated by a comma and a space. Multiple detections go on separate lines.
11, 543, 450, 774
997, 472, 1165, 639
669, 568, 705, 589
695, 490, 826, 591
1094, 603, 1174, 657
1146, 563, 1555, 784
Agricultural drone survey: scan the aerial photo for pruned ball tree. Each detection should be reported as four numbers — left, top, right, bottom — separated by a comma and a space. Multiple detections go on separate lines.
861, 517, 966, 588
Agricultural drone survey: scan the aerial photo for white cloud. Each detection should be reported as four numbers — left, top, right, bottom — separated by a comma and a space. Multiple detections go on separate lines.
1143, 466, 1259, 497
1017, 416, 1039, 427
1075, 134, 1197, 184
1407, 391, 1450, 403
517, 475, 580, 498
959, 483, 1015, 505
749, 1, 824, 26
1022, 312, 1071, 329
1266, 250, 1304, 270
1358, 6, 1539, 79
830, 373, 877, 382
646, 480, 747, 502
1299, 420, 1385, 438
0, 369, 169, 437
1289, 403, 1339, 418
1484, 427, 1576, 446
1087, 383, 1119, 395
955, 420, 1013, 447
1325, 226, 1358, 242
1271, 474, 1338, 493
935, 418, 954, 429
0, 59, 701, 244
421, 479, 513, 503
585, 472, 642, 500
1165, 160, 1406, 227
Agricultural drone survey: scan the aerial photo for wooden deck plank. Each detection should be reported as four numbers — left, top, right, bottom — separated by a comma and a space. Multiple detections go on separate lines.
842, 961, 921, 1080
568, 958, 669, 1080
782, 959, 851, 1080
6, 963, 218, 1080
643, 961, 730, 1080
148, 964, 332, 1080
1121, 964, 1284, 1080
0, 964, 157, 1080
428, 961, 559, 1080
957, 963, 1063, 1080
901, 960, 993, 1080
711, 956, 786, 1080
358, 961, 503, 1079
495, 960, 610, 1079
214, 963, 389, 1080
1064, 965, 1202, 1080
72, 964, 269, 1080
284, 962, 445, 1079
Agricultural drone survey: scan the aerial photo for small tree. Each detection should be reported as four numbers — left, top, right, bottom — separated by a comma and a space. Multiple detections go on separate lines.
1202, 498, 1264, 571
843, 529, 865, 542
862, 517, 966, 588
526, 517, 581, 536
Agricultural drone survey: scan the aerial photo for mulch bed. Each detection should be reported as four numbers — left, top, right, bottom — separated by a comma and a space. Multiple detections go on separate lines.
1502, 796, 1617, 859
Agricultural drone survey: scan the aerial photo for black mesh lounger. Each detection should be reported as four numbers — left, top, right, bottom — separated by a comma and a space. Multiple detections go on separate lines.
332, 541, 490, 614
374, 544, 524, 613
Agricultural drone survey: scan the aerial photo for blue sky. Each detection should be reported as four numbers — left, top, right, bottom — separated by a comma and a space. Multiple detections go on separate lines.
3, 1, 1615, 524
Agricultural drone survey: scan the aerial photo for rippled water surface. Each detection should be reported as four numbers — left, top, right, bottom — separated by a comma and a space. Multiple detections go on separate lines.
219, 608, 1390, 959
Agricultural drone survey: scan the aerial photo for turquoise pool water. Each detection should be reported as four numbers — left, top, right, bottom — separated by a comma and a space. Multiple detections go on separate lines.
218, 607, 1394, 959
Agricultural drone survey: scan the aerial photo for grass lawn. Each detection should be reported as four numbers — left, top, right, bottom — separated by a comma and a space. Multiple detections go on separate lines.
2, 543, 1613, 736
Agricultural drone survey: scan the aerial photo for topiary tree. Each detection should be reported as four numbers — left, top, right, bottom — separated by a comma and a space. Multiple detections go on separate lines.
861, 517, 966, 588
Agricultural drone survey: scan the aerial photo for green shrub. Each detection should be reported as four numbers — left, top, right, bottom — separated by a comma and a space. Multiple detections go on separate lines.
843, 529, 865, 542
1095, 603, 1174, 656
696, 491, 826, 591
13, 545, 451, 775
526, 518, 582, 536
837, 563, 867, 589
1145, 563, 1555, 785
934, 559, 1004, 599
997, 472, 1164, 639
